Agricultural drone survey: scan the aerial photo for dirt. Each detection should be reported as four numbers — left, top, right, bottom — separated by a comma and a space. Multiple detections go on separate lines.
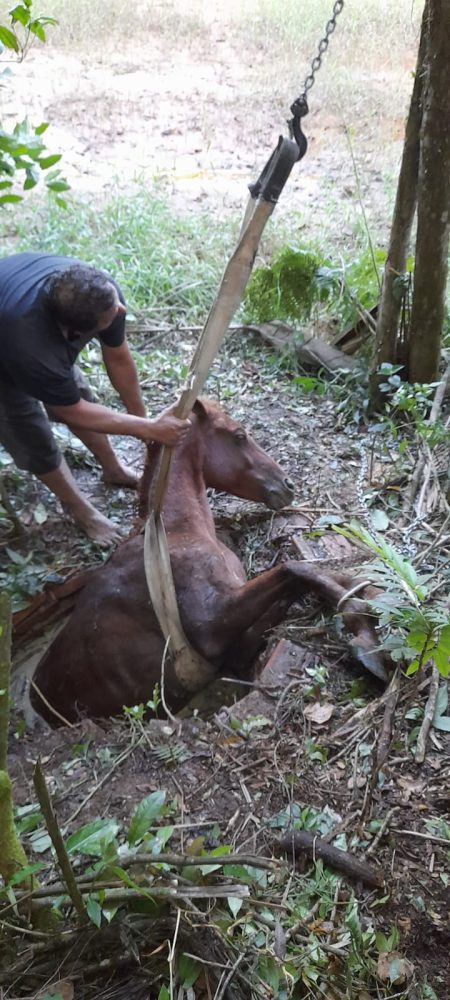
4, 332, 450, 996
0, 29, 414, 240
6, 654, 450, 996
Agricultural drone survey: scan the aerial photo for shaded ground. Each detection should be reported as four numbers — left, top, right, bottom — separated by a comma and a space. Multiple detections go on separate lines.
3, 333, 450, 997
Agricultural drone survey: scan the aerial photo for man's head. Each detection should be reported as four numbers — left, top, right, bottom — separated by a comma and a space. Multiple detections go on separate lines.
44, 264, 125, 336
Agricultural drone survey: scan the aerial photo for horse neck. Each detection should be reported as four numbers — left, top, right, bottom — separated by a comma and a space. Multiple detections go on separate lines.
139, 431, 214, 533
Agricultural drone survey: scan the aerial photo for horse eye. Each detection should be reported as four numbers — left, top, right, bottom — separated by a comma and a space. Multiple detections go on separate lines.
234, 430, 247, 443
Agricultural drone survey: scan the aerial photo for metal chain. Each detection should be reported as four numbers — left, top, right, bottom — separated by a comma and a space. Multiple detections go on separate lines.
301, 0, 345, 99
356, 442, 427, 559
356, 443, 375, 532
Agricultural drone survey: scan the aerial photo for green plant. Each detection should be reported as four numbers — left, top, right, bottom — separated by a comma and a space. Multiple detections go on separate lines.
123, 685, 162, 725
336, 522, 450, 679
244, 243, 385, 333
0, 1, 69, 205
0, 547, 48, 612
10, 189, 231, 323
244, 245, 324, 324
378, 364, 447, 447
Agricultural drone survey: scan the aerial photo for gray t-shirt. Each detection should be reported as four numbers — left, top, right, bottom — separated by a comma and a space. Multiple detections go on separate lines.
0, 252, 126, 406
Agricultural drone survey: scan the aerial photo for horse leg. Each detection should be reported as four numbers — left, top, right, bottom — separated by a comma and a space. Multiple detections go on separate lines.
192, 562, 386, 681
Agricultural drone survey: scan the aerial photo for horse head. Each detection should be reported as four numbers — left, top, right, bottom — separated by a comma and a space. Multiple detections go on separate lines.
194, 398, 295, 509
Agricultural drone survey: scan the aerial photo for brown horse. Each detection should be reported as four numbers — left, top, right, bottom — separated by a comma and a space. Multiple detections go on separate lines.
31, 398, 385, 723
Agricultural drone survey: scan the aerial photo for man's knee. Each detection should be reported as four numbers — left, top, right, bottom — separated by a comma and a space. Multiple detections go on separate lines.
24, 448, 62, 477
0, 386, 62, 476
4, 438, 62, 477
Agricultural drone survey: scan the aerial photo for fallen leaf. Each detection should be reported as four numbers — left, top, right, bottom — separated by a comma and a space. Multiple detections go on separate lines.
347, 774, 366, 791
377, 951, 414, 985
304, 702, 335, 725
397, 776, 425, 802
273, 919, 286, 959
371, 508, 390, 531
33, 502, 48, 525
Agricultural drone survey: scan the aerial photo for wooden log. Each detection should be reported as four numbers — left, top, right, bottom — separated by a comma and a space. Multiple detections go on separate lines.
277, 830, 384, 889
247, 321, 358, 371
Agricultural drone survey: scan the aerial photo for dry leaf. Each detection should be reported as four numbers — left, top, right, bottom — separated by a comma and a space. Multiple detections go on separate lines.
273, 919, 287, 959
377, 951, 414, 985
304, 702, 335, 725
397, 775, 425, 802
347, 774, 366, 790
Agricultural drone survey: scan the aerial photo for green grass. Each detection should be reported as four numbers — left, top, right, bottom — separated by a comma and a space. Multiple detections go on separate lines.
250, 0, 423, 62
0, 0, 424, 71
8, 188, 235, 324
0, 0, 207, 46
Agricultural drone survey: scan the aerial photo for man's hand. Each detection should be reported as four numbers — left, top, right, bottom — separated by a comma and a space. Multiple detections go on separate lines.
48, 399, 191, 446
141, 406, 191, 446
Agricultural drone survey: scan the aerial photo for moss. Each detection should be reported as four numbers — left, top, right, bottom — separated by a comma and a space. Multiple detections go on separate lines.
0, 770, 29, 885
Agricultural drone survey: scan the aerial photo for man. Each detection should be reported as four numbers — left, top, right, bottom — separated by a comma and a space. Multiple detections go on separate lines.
0, 252, 190, 544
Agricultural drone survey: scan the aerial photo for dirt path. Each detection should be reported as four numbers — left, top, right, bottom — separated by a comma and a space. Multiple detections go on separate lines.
1, 31, 415, 243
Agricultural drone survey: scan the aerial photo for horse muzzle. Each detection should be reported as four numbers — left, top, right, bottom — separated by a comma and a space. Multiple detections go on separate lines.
263, 477, 295, 510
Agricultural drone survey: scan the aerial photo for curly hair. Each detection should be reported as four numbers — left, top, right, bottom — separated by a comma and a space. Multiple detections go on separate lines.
44, 264, 117, 333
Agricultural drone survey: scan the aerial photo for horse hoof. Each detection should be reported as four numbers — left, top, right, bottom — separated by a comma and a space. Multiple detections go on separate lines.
350, 642, 389, 683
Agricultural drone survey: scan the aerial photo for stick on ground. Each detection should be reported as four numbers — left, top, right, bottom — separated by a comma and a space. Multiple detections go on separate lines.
277, 830, 384, 889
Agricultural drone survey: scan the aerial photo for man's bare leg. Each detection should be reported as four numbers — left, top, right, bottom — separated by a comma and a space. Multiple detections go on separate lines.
39, 458, 123, 545
65, 426, 139, 488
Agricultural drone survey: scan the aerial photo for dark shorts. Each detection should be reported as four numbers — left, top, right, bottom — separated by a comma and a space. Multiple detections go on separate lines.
0, 367, 94, 476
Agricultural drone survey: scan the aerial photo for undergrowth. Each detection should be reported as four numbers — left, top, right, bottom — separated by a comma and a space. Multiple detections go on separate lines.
1, 727, 441, 1000
243, 244, 384, 328
6, 189, 233, 324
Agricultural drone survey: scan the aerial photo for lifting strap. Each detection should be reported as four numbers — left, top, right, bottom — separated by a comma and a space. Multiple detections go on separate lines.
143, 1, 346, 691
144, 137, 304, 691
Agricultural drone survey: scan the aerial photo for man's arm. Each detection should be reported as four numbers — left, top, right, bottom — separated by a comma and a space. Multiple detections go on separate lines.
48, 398, 190, 446
101, 340, 147, 417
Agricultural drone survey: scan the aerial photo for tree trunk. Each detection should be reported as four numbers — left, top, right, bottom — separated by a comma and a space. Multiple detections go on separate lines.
408, 0, 450, 383
0, 591, 12, 774
369, 2, 428, 408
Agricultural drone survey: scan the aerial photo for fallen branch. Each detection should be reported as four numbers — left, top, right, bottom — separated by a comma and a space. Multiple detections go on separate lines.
276, 830, 384, 889
365, 807, 400, 858
376, 669, 401, 770
390, 827, 450, 847
7, 882, 250, 908
33, 760, 87, 923
330, 683, 396, 743
415, 665, 440, 763
1, 852, 278, 902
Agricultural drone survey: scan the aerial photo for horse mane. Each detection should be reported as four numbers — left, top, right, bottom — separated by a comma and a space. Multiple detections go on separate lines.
137, 440, 163, 520
136, 398, 222, 521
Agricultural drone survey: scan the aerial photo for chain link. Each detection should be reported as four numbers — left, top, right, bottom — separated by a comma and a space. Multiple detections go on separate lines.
356, 443, 375, 532
356, 442, 427, 559
300, 0, 345, 99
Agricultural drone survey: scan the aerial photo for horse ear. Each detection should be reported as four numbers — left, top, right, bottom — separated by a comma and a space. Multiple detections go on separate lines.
192, 398, 208, 421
